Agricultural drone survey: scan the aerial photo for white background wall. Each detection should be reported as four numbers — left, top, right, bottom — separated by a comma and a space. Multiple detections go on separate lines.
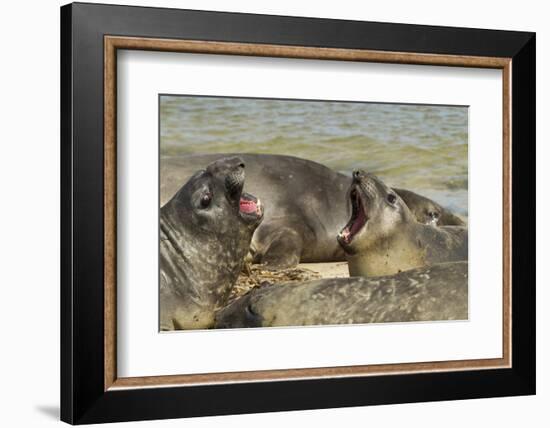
0, 0, 546, 426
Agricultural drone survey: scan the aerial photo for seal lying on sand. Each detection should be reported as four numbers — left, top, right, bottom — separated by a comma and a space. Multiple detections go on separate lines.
215, 262, 468, 328
162, 154, 463, 268
160, 156, 263, 330
338, 171, 468, 277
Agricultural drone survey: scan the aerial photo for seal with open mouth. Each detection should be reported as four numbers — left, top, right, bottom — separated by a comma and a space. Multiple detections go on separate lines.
159, 156, 263, 330
337, 170, 468, 277
215, 261, 468, 328
161, 153, 464, 269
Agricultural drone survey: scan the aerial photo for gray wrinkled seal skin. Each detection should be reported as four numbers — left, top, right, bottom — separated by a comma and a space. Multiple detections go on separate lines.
161, 153, 463, 269
160, 157, 263, 331
338, 171, 468, 277
215, 261, 468, 328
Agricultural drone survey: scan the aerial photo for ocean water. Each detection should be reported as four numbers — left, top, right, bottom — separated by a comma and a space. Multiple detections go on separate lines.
160, 95, 468, 216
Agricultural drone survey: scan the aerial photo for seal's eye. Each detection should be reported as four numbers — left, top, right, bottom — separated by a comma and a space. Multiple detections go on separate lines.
200, 192, 212, 208
387, 193, 397, 204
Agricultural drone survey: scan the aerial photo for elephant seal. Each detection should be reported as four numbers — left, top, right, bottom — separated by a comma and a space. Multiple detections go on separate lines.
160, 156, 263, 330
215, 261, 468, 328
337, 171, 468, 277
394, 188, 465, 226
161, 154, 463, 268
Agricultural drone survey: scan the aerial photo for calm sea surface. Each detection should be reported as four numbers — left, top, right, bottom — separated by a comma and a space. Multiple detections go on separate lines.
160, 96, 468, 216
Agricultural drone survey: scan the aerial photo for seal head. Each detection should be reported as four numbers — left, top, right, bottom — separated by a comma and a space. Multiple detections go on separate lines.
160, 156, 263, 330
394, 188, 465, 226
337, 170, 467, 277
337, 170, 413, 256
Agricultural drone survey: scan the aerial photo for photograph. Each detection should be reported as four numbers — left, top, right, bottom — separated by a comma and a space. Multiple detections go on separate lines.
159, 95, 469, 331
55, 2, 536, 424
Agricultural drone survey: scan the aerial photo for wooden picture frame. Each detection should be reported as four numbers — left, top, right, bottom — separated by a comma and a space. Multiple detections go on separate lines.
61, 2, 535, 424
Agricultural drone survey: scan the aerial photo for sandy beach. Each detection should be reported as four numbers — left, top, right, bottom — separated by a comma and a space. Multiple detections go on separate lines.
299, 262, 349, 278
230, 261, 350, 302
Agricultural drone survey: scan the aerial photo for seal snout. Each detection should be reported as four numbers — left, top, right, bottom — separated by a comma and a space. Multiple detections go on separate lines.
352, 169, 366, 182
352, 169, 367, 182
210, 156, 262, 225
352, 170, 380, 201
225, 156, 245, 172
223, 157, 246, 200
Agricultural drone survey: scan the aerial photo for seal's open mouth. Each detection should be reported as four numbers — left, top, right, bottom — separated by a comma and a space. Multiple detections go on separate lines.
239, 192, 263, 221
338, 187, 368, 245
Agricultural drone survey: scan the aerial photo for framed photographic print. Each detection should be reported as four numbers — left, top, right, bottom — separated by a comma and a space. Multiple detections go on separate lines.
60, 2, 535, 424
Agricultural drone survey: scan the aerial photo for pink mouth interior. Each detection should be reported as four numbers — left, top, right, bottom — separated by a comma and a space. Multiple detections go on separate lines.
340, 191, 367, 244
350, 200, 366, 235
239, 198, 257, 214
